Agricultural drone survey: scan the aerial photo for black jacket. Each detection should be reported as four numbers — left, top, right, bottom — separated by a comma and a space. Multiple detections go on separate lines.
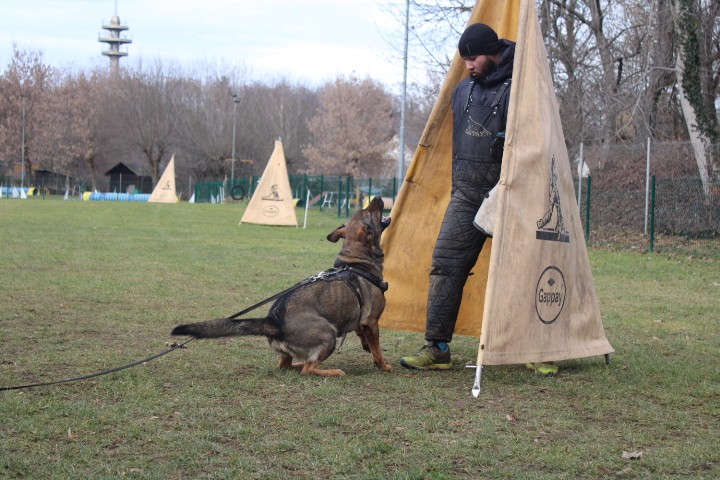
451, 39, 515, 146
449, 39, 515, 202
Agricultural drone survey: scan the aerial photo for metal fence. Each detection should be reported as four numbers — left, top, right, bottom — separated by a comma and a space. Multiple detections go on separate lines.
194, 175, 401, 215
575, 141, 719, 240
194, 140, 719, 251
1, 172, 89, 196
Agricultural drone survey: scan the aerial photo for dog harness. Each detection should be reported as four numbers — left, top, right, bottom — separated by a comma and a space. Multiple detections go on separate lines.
332, 261, 388, 292
307, 262, 388, 310
311, 262, 388, 349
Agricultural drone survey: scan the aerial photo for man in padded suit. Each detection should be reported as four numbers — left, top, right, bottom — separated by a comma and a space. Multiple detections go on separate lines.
401, 23, 515, 370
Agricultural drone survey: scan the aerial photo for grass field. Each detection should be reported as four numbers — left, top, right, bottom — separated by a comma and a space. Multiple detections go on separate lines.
1, 197, 718, 479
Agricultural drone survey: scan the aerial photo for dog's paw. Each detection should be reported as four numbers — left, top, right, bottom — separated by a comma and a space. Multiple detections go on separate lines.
378, 363, 393, 372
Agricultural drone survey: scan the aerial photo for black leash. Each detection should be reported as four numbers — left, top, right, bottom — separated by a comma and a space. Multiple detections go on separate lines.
1, 266, 386, 392
226, 264, 386, 320
0, 338, 196, 391
226, 270, 328, 319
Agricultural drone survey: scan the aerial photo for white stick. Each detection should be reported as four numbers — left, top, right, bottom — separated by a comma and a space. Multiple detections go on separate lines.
303, 188, 311, 229
577, 142, 584, 212
466, 364, 483, 397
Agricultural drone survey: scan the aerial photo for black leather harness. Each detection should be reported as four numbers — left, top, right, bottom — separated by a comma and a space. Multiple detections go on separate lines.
308, 262, 388, 313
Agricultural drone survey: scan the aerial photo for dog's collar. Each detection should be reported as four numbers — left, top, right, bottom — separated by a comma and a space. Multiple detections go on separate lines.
333, 261, 388, 293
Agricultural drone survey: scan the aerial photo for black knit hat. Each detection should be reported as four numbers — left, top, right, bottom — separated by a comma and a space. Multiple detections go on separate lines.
458, 23, 502, 57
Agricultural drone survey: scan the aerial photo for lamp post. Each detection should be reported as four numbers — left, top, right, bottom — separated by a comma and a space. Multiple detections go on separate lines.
230, 93, 239, 183
398, 0, 410, 181
20, 93, 27, 189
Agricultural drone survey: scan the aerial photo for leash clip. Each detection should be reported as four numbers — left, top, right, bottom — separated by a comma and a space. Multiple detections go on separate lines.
308, 268, 342, 283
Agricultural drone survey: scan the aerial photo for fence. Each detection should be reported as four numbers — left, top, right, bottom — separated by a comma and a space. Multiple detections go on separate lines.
194, 175, 401, 215
1, 172, 90, 197
575, 141, 719, 241
193, 141, 719, 249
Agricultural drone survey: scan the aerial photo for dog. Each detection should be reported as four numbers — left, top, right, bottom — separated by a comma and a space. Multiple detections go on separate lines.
172, 196, 392, 377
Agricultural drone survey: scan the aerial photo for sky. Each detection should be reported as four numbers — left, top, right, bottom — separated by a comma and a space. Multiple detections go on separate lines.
0, 0, 414, 89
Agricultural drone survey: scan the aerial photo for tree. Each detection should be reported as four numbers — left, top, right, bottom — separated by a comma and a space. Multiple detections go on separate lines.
32, 70, 110, 191
241, 80, 318, 173
304, 76, 394, 177
174, 72, 318, 182
108, 61, 183, 186
383, 0, 473, 79
0, 46, 53, 183
175, 75, 235, 182
386, 0, 720, 189
673, 0, 719, 195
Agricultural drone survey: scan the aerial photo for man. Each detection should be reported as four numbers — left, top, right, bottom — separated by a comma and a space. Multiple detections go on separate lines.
400, 23, 515, 370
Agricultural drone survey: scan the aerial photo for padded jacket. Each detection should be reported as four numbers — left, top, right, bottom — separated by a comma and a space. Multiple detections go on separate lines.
449, 39, 515, 205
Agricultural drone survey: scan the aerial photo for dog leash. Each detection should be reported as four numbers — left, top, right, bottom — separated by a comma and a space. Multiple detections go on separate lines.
226, 264, 387, 321
0, 274, 318, 391
1, 267, 386, 391
0, 275, 317, 391
0, 338, 196, 391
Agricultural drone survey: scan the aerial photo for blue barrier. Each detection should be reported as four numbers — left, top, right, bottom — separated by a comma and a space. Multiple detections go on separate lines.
1, 186, 30, 197
87, 192, 151, 202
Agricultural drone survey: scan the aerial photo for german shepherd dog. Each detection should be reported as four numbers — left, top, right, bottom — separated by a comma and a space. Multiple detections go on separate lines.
172, 196, 392, 376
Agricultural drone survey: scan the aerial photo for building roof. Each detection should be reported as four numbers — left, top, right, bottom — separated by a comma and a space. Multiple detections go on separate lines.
104, 162, 138, 176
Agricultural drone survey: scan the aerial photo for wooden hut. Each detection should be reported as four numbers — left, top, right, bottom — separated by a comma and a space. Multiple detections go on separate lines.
104, 163, 152, 193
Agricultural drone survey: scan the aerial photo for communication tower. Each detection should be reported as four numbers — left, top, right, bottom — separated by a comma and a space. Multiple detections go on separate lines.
99, 2, 131, 72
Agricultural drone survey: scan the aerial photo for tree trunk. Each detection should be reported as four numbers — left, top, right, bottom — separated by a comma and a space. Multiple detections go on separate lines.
588, 0, 620, 158
674, 0, 713, 197
645, 0, 676, 138
85, 153, 98, 192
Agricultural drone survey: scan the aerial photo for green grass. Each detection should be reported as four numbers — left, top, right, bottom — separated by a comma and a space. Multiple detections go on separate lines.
1, 197, 719, 479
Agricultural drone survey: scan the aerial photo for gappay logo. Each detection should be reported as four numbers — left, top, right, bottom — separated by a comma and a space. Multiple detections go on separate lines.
535, 266, 566, 324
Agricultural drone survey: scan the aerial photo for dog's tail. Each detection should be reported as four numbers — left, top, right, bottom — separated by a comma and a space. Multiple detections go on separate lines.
171, 317, 279, 339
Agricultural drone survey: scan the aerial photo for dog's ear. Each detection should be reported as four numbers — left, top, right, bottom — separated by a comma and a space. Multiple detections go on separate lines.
327, 224, 346, 243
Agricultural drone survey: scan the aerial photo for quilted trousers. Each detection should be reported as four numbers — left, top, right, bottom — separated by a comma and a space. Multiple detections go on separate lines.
425, 193, 488, 343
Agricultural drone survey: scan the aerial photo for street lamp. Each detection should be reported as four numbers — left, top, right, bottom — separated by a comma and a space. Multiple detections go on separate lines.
230, 93, 240, 183
398, 0, 410, 181
20, 93, 27, 189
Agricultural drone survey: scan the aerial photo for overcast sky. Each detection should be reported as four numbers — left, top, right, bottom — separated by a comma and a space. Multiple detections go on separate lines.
0, 0, 414, 89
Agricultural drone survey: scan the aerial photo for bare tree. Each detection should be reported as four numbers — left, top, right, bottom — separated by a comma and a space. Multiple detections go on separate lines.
673, 0, 720, 195
175, 75, 234, 181
240, 80, 318, 173
107, 60, 183, 186
304, 76, 395, 177
385, 0, 719, 188
174, 73, 318, 182
383, 0, 473, 78
0, 46, 53, 183
396, 81, 436, 156
32, 70, 112, 191
2, 0, 715, 194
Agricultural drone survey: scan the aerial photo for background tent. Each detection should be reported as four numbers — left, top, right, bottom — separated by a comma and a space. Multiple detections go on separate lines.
240, 139, 298, 227
148, 156, 179, 203
381, 0, 612, 368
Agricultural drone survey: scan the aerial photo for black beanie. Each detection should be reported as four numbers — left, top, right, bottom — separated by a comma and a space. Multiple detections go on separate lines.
458, 23, 502, 57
